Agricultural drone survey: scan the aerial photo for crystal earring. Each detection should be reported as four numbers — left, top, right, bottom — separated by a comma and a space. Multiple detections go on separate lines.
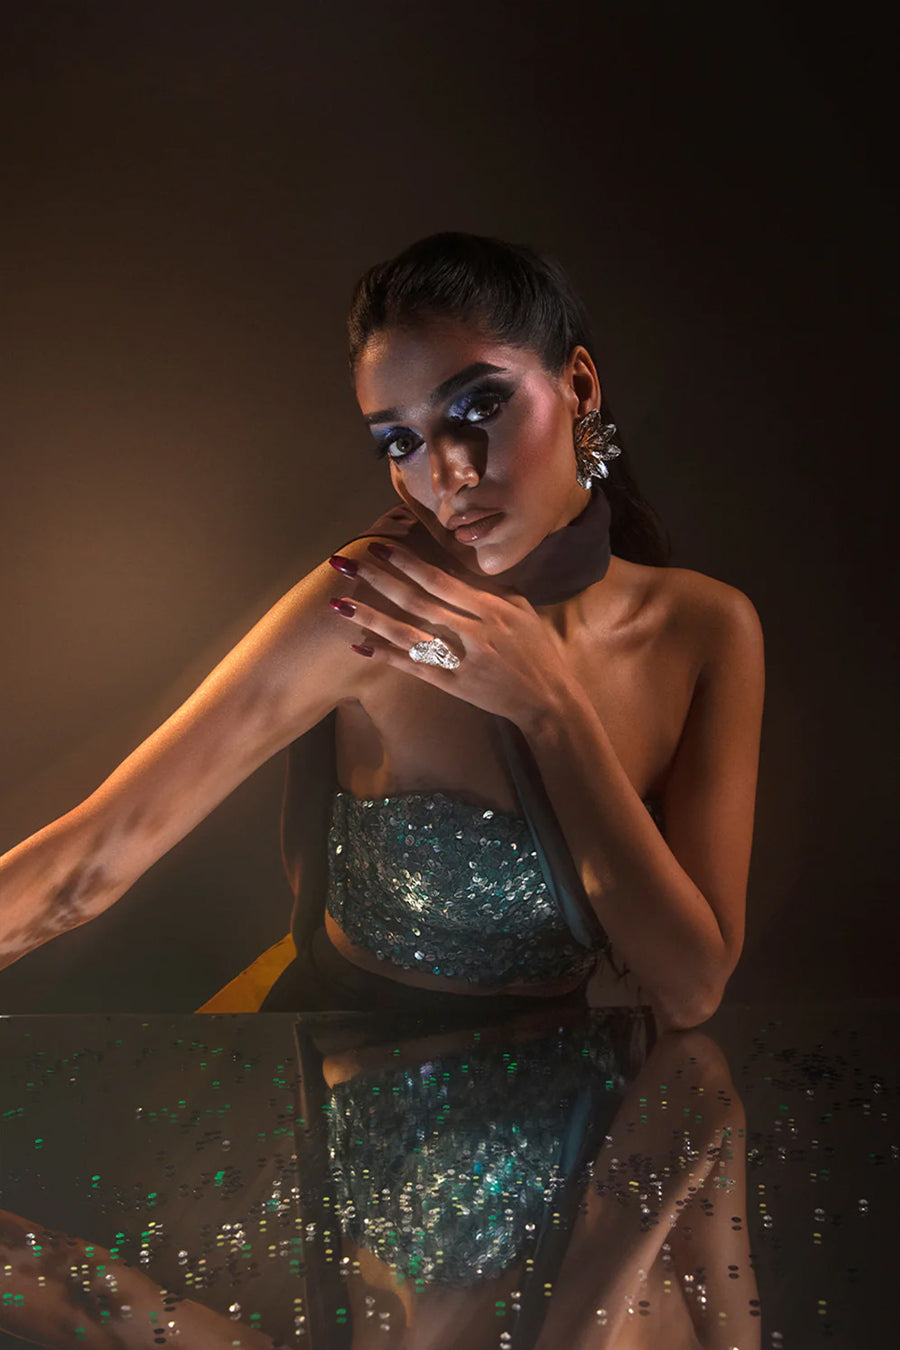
573, 408, 622, 488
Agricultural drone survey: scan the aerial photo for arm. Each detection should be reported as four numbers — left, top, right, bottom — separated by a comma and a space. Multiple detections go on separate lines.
520, 582, 765, 1029
325, 545, 764, 1031
0, 1209, 278, 1348
0, 548, 371, 972
537, 1030, 759, 1350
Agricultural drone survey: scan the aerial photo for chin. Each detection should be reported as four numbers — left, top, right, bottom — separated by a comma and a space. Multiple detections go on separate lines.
439, 513, 540, 578
455, 538, 530, 578
463, 559, 502, 579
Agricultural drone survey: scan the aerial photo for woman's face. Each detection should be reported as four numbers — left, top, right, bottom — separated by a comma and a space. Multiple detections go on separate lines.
354, 319, 600, 577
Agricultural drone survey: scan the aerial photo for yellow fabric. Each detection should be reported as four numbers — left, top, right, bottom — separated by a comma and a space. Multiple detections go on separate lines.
195, 933, 296, 1013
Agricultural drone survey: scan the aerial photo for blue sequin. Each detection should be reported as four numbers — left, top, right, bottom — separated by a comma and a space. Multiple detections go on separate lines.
327, 1025, 625, 1284
325, 790, 596, 985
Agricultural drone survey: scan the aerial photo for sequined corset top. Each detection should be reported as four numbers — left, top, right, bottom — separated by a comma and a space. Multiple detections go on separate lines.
324, 790, 596, 986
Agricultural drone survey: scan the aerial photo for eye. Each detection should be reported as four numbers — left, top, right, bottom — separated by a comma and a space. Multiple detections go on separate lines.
461, 392, 504, 422
449, 384, 513, 426
372, 431, 423, 463
369, 382, 514, 464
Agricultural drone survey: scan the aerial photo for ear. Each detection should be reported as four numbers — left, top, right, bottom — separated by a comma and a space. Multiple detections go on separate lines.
566, 344, 602, 417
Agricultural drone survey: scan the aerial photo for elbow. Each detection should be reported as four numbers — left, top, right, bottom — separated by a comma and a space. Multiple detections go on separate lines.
656, 959, 730, 1032
655, 991, 719, 1032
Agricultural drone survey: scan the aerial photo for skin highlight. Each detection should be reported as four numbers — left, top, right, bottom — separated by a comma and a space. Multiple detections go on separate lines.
354, 319, 599, 579
0, 308, 763, 1033
324, 318, 764, 1025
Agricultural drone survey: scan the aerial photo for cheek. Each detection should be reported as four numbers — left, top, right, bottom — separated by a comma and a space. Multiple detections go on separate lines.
389, 460, 430, 510
390, 461, 414, 495
507, 401, 570, 479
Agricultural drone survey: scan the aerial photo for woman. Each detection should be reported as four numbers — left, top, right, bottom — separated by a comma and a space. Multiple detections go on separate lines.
0, 232, 764, 1029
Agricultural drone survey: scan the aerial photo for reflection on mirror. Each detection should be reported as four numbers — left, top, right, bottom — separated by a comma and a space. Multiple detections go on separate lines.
298, 1006, 757, 1347
4, 1002, 896, 1344
0, 1006, 767, 1348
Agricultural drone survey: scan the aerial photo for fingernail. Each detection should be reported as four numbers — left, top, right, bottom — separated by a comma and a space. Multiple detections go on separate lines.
367, 541, 393, 561
329, 597, 356, 617
350, 643, 374, 657
329, 553, 358, 577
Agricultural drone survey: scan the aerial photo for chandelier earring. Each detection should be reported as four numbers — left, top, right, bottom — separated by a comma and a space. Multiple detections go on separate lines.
573, 408, 622, 489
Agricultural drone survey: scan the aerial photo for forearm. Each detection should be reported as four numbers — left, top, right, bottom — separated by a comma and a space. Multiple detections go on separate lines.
0, 568, 357, 979
518, 684, 728, 1028
0, 806, 125, 972
0, 715, 253, 972
1, 1210, 276, 1348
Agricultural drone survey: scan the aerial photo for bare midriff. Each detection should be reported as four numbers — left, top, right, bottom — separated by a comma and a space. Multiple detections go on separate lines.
323, 911, 589, 998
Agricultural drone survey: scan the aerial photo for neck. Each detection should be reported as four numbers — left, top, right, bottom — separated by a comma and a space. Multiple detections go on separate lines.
346, 485, 613, 608
491, 485, 612, 606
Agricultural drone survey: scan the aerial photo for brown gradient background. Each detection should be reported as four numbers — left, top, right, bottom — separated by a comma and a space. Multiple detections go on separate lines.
0, 4, 894, 1011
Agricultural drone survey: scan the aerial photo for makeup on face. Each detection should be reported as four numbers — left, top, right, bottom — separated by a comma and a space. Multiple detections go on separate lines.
366, 369, 519, 464
355, 326, 590, 574
450, 510, 505, 544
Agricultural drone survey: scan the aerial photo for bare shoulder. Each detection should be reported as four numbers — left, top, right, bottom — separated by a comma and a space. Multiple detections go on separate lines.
664, 565, 762, 652
255, 539, 383, 702
611, 558, 763, 670
150, 538, 386, 740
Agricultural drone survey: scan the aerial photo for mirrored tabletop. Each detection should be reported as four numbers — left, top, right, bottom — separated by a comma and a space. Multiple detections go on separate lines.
1, 998, 895, 1348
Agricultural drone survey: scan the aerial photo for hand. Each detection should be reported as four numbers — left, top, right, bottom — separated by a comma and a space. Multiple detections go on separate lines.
327, 542, 577, 727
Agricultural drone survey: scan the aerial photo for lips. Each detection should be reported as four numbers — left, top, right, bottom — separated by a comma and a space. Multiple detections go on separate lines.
444, 508, 501, 532
451, 512, 503, 545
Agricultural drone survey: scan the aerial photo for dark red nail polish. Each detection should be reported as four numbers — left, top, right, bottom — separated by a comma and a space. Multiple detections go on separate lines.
329, 597, 356, 617
351, 643, 374, 657
329, 553, 358, 577
367, 541, 393, 561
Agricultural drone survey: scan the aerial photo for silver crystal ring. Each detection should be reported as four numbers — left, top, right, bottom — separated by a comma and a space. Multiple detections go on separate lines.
408, 636, 462, 670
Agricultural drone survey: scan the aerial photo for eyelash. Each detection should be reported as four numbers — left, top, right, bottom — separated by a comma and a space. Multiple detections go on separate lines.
371, 383, 514, 462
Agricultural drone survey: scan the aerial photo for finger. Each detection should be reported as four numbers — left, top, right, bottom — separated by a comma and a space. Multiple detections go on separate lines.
328, 595, 464, 664
329, 547, 474, 630
354, 635, 465, 691
344, 622, 463, 692
371, 541, 532, 606
364, 541, 494, 618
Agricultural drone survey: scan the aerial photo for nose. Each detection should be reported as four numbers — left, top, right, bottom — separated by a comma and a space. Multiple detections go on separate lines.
429, 433, 482, 498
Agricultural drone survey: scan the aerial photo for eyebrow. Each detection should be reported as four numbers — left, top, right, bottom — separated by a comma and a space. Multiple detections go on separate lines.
362, 362, 511, 426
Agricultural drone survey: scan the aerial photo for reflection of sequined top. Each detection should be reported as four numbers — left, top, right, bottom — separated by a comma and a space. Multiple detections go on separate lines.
324, 790, 597, 986
326, 1024, 624, 1283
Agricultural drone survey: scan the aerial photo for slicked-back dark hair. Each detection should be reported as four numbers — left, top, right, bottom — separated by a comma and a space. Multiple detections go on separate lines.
347, 231, 669, 567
